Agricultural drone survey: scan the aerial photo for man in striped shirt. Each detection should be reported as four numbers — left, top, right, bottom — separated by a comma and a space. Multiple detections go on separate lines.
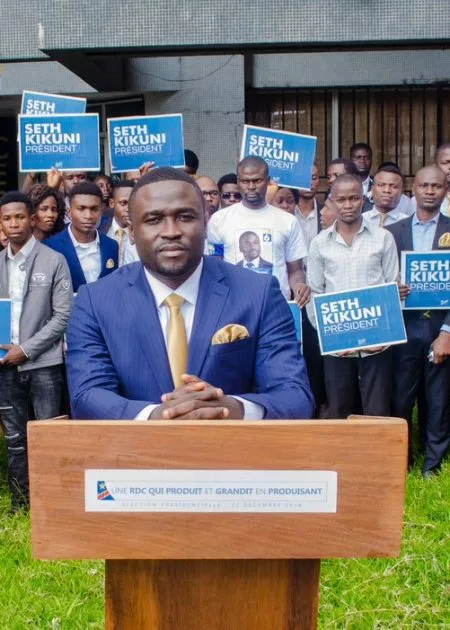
307, 174, 399, 419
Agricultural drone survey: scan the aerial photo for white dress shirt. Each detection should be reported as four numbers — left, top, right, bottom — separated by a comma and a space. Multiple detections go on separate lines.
363, 207, 408, 227
136, 260, 263, 420
107, 218, 140, 266
295, 200, 320, 252
7, 235, 37, 346
68, 225, 101, 284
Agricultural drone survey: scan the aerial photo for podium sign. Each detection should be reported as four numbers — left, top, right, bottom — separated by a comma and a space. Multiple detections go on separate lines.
28, 419, 407, 629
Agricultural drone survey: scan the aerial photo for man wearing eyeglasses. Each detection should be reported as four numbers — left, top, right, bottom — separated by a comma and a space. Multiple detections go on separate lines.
196, 176, 221, 220
217, 173, 242, 208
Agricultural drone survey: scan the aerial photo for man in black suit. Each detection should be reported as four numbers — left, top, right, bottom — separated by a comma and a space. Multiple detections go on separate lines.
387, 165, 450, 478
237, 231, 273, 273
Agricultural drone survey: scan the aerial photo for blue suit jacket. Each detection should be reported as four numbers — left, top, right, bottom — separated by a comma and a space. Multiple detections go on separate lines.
66, 257, 314, 420
45, 228, 119, 293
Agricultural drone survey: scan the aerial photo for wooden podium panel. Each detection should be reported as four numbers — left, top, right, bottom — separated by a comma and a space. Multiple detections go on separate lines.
28, 418, 407, 560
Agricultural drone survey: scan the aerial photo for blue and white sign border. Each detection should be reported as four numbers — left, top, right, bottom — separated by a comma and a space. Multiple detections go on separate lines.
313, 282, 407, 355
401, 250, 450, 310
20, 90, 87, 115
18, 112, 100, 173
239, 123, 317, 191
107, 113, 185, 173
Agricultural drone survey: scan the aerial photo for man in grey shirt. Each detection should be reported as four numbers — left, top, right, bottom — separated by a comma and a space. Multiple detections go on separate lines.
0, 191, 73, 512
307, 174, 399, 418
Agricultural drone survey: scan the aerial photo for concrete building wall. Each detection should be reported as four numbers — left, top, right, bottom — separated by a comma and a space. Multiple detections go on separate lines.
253, 50, 450, 88
132, 56, 245, 181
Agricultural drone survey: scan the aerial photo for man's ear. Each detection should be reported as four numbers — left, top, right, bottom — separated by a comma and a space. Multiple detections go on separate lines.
109, 197, 115, 209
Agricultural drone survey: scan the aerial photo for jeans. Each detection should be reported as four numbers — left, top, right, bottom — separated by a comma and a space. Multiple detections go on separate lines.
0, 365, 64, 509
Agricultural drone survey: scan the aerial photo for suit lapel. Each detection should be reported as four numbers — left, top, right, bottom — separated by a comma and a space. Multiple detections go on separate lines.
63, 230, 87, 285
188, 259, 229, 376
432, 214, 450, 248
99, 236, 108, 278
22, 241, 40, 296
122, 264, 173, 393
402, 217, 414, 251
0, 252, 9, 297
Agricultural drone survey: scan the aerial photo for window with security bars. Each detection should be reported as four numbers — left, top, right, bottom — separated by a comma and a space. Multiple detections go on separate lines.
246, 86, 450, 195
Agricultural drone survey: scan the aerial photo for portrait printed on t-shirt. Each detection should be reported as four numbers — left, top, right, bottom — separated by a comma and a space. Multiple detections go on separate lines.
235, 229, 273, 274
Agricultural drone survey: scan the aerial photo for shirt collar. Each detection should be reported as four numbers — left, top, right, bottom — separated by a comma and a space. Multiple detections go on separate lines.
412, 211, 440, 226
68, 225, 100, 249
7, 234, 36, 261
296, 200, 317, 221
329, 218, 369, 237
111, 218, 128, 234
144, 259, 204, 309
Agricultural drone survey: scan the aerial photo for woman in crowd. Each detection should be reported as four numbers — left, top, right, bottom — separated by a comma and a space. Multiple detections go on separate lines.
28, 184, 66, 241
271, 187, 299, 215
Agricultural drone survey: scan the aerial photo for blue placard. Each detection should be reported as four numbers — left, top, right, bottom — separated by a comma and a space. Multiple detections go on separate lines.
18, 114, 100, 172
108, 114, 185, 173
21, 91, 86, 115
288, 301, 303, 352
313, 283, 407, 355
240, 124, 317, 190
401, 251, 450, 310
0, 300, 11, 359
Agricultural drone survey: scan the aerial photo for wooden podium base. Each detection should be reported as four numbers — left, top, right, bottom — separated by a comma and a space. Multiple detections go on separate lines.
106, 559, 320, 630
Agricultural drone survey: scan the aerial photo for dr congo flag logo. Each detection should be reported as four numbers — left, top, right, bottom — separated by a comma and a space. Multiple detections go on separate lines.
97, 481, 115, 501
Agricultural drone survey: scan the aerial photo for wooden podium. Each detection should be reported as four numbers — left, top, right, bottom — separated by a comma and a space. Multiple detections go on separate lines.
28, 418, 407, 629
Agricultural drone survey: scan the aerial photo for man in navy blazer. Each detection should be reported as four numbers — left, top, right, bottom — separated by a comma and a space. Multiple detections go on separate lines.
66, 168, 314, 421
46, 182, 118, 292
387, 165, 450, 478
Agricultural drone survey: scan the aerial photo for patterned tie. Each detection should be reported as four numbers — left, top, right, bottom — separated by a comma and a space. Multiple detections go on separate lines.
379, 213, 388, 227
247, 262, 254, 269
164, 294, 188, 388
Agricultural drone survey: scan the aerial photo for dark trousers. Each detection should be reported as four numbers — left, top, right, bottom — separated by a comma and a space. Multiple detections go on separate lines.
391, 319, 450, 472
301, 308, 326, 417
0, 365, 64, 509
324, 350, 392, 419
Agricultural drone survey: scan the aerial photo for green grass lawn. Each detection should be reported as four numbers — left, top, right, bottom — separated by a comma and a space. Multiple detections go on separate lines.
0, 442, 448, 629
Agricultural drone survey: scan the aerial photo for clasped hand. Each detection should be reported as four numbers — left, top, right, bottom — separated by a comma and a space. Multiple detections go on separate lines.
150, 374, 244, 420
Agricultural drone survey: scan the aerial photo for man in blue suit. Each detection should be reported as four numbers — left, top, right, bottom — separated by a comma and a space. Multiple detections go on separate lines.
66, 168, 314, 420
46, 182, 118, 292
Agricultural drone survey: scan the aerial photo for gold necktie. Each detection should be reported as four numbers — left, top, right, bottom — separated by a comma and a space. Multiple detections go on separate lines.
379, 213, 388, 227
164, 294, 188, 388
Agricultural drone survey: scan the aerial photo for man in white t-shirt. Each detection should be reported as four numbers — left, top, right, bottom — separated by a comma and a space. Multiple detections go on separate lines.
207, 157, 309, 302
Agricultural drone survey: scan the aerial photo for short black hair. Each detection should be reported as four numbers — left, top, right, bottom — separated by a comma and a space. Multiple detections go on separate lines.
128, 167, 204, 214
350, 143, 373, 158
0, 191, 33, 215
217, 173, 238, 192
435, 143, 450, 162
239, 230, 259, 246
184, 149, 199, 172
329, 157, 359, 176
69, 181, 103, 203
112, 180, 135, 195
377, 161, 400, 171
330, 173, 363, 196
374, 164, 404, 180
237, 156, 269, 177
